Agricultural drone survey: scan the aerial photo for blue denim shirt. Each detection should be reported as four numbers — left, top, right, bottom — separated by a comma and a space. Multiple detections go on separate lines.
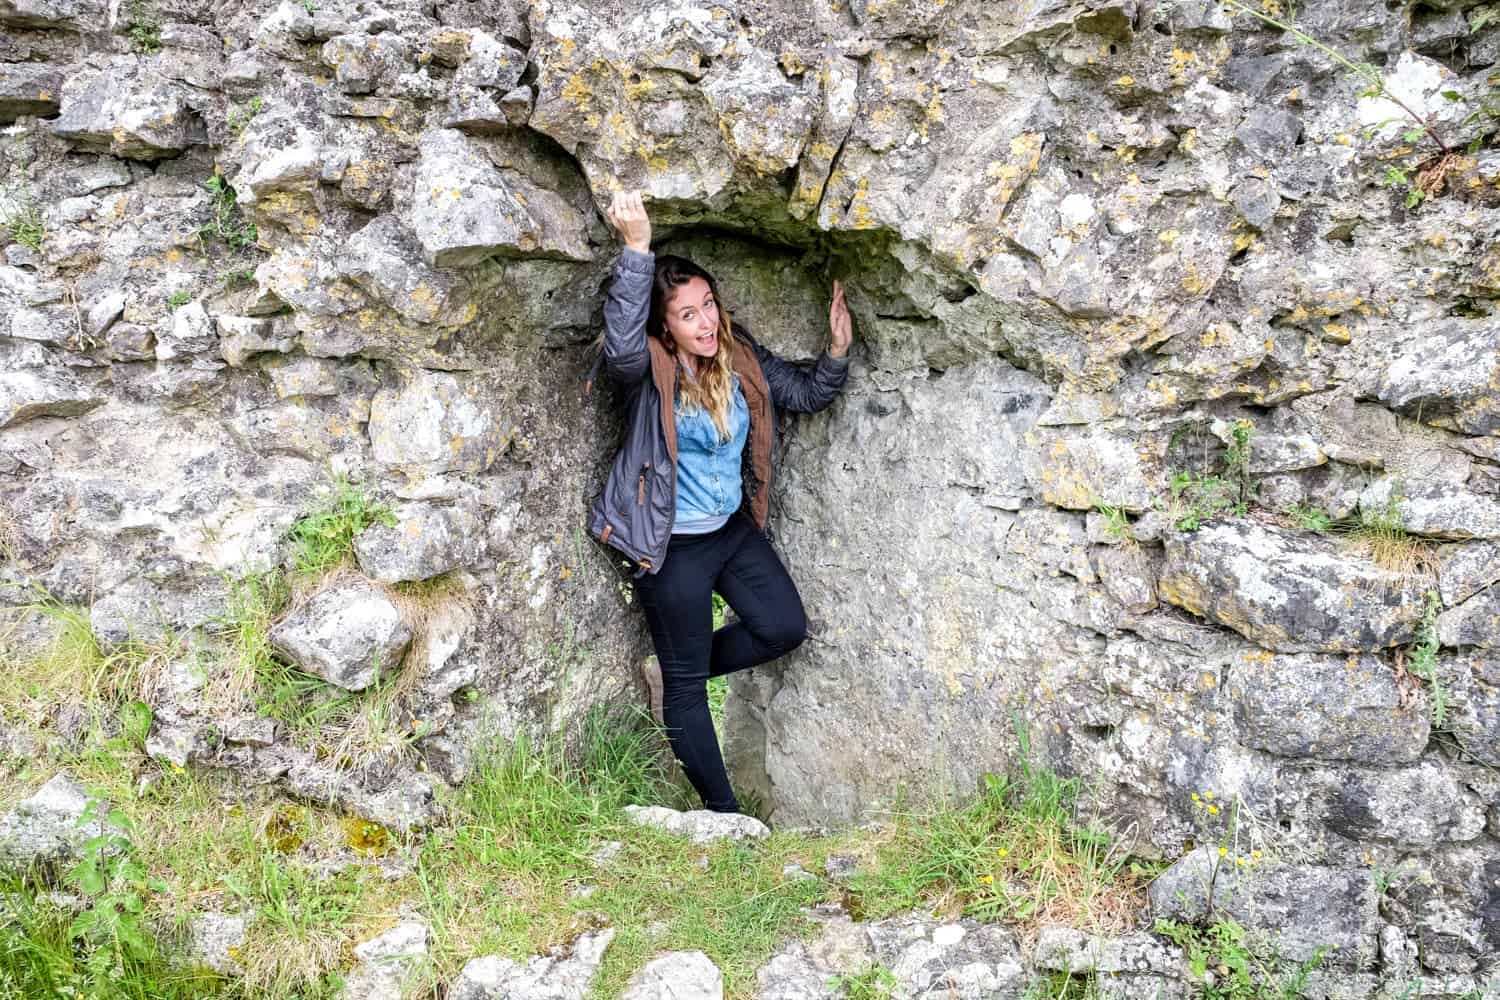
673, 374, 750, 534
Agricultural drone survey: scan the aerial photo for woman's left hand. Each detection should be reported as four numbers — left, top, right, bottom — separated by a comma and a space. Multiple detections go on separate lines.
828, 280, 852, 359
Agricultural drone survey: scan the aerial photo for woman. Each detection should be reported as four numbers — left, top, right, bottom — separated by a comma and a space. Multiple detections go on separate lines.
588, 189, 852, 814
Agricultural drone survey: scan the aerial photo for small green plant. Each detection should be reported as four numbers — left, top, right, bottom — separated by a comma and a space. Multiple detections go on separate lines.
1095, 503, 1133, 543
166, 289, 190, 310
1287, 503, 1332, 534
1223, 419, 1254, 509
289, 477, 395, 577
218, 267, 257, 288
196, 172, 258, 251
829, 963, 899, 999
124, 0, 161, 53
0, 187, 44, 252
1406, 590, 1447, 730
227, 96, 264, 135
1155, 917, 1325, 1000
300, 0, 316, 12
1168, 471, 1238, 531
68, 799, 172, 977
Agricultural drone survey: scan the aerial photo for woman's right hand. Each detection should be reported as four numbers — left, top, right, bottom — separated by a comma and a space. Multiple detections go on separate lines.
606, 189, 652, 254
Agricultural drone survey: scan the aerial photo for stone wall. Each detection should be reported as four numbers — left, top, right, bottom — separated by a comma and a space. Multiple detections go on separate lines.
1, 0, 1499, 985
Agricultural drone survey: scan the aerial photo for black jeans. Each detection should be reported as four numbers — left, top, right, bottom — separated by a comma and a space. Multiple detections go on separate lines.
634, 512, 807, 812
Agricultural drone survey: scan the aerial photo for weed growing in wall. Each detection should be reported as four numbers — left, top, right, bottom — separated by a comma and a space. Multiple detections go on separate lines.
1094, 503, 1134, 543
828, 964, 899, 999
289, 477, 395, 577
1285, 503, 1332, 534
0, 186, 43, 252
1342, 489, 1432, 577
124, 0, 161, 54
227, 96, 264, 136
1405, 590, 1448, 731
196, 172, 258, 252
1155, 918, 1325, 1000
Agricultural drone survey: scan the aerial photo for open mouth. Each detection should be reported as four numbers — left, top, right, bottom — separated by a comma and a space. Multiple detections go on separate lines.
697, 332, 716, 350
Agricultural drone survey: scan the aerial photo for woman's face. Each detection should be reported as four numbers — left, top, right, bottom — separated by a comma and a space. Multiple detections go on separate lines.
660, 277, 720, 360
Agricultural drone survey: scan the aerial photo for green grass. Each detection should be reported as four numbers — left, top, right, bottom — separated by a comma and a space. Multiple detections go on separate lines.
0, 637, 1159, 1000
0, 188, 43, 252
1094, 503, 1133, 542
124, 0, 161, 54
841, 721, 1148, 930
289, 477, 395, 577
167, 289, 191, 310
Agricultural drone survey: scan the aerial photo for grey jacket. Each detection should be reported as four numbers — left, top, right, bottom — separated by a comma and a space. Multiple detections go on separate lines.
587, 248, 850, 574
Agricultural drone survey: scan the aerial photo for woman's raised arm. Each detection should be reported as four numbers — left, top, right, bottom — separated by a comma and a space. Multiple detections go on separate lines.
601, 190, 654, 383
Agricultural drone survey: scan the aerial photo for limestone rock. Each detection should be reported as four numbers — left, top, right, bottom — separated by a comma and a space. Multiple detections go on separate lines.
1438, 587, 1500, 649
217, 315, 297, 367
1023, 426, 1162, 512
1359, 479, 1500, 541
321, 32, 411, 95
1436, 542, 1500, 608
1032, 928, 1177, 974
1159, 522, 1426, 652
341, 920, 428, 1000
1230, 650, 1428, 764
341, 215, 476, 326
0, 0, 105, 29
0, 62, 62, 123
269, 580, 412, 691
51, 62, 202, 160
407, 129, 591, 267
353, 502, 484, 584
621, 951, 722, 1000
368, 368, 511, 473
1377, 319, 1500, 436
0, 773, 110, 869
622, 805, 769, 844
1438, 653, 1500, 767
449, 927, 614, 1000
156, 302, 216, 361
187, 911, 248, 976
1318, 759, 1485, 848
0, 370, 102, 428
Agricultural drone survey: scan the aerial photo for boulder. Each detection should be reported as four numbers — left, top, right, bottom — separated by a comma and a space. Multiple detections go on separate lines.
622, 805, 769, 844
621, 952, 723, 1000
340, 920, 428, 1000
0, 370, 102, 428
407, 129, 591, 267
1437, 587, 1500, 649
0, 774, 111, 869
1150, 847, 1380, 969
340, 215, 476, 327
368, 368, 511, 474
449, 927, 614, 1000
0, 63, 62, 123
1318, 759, 1485, 848
353, 502, 483, 584
1377, 319, 1500, 436
51, 62, 202, 160
269, 580, 412, 691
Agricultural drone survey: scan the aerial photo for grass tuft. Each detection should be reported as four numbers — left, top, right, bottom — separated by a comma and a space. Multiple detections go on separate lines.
1341, 491, 1433, 577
